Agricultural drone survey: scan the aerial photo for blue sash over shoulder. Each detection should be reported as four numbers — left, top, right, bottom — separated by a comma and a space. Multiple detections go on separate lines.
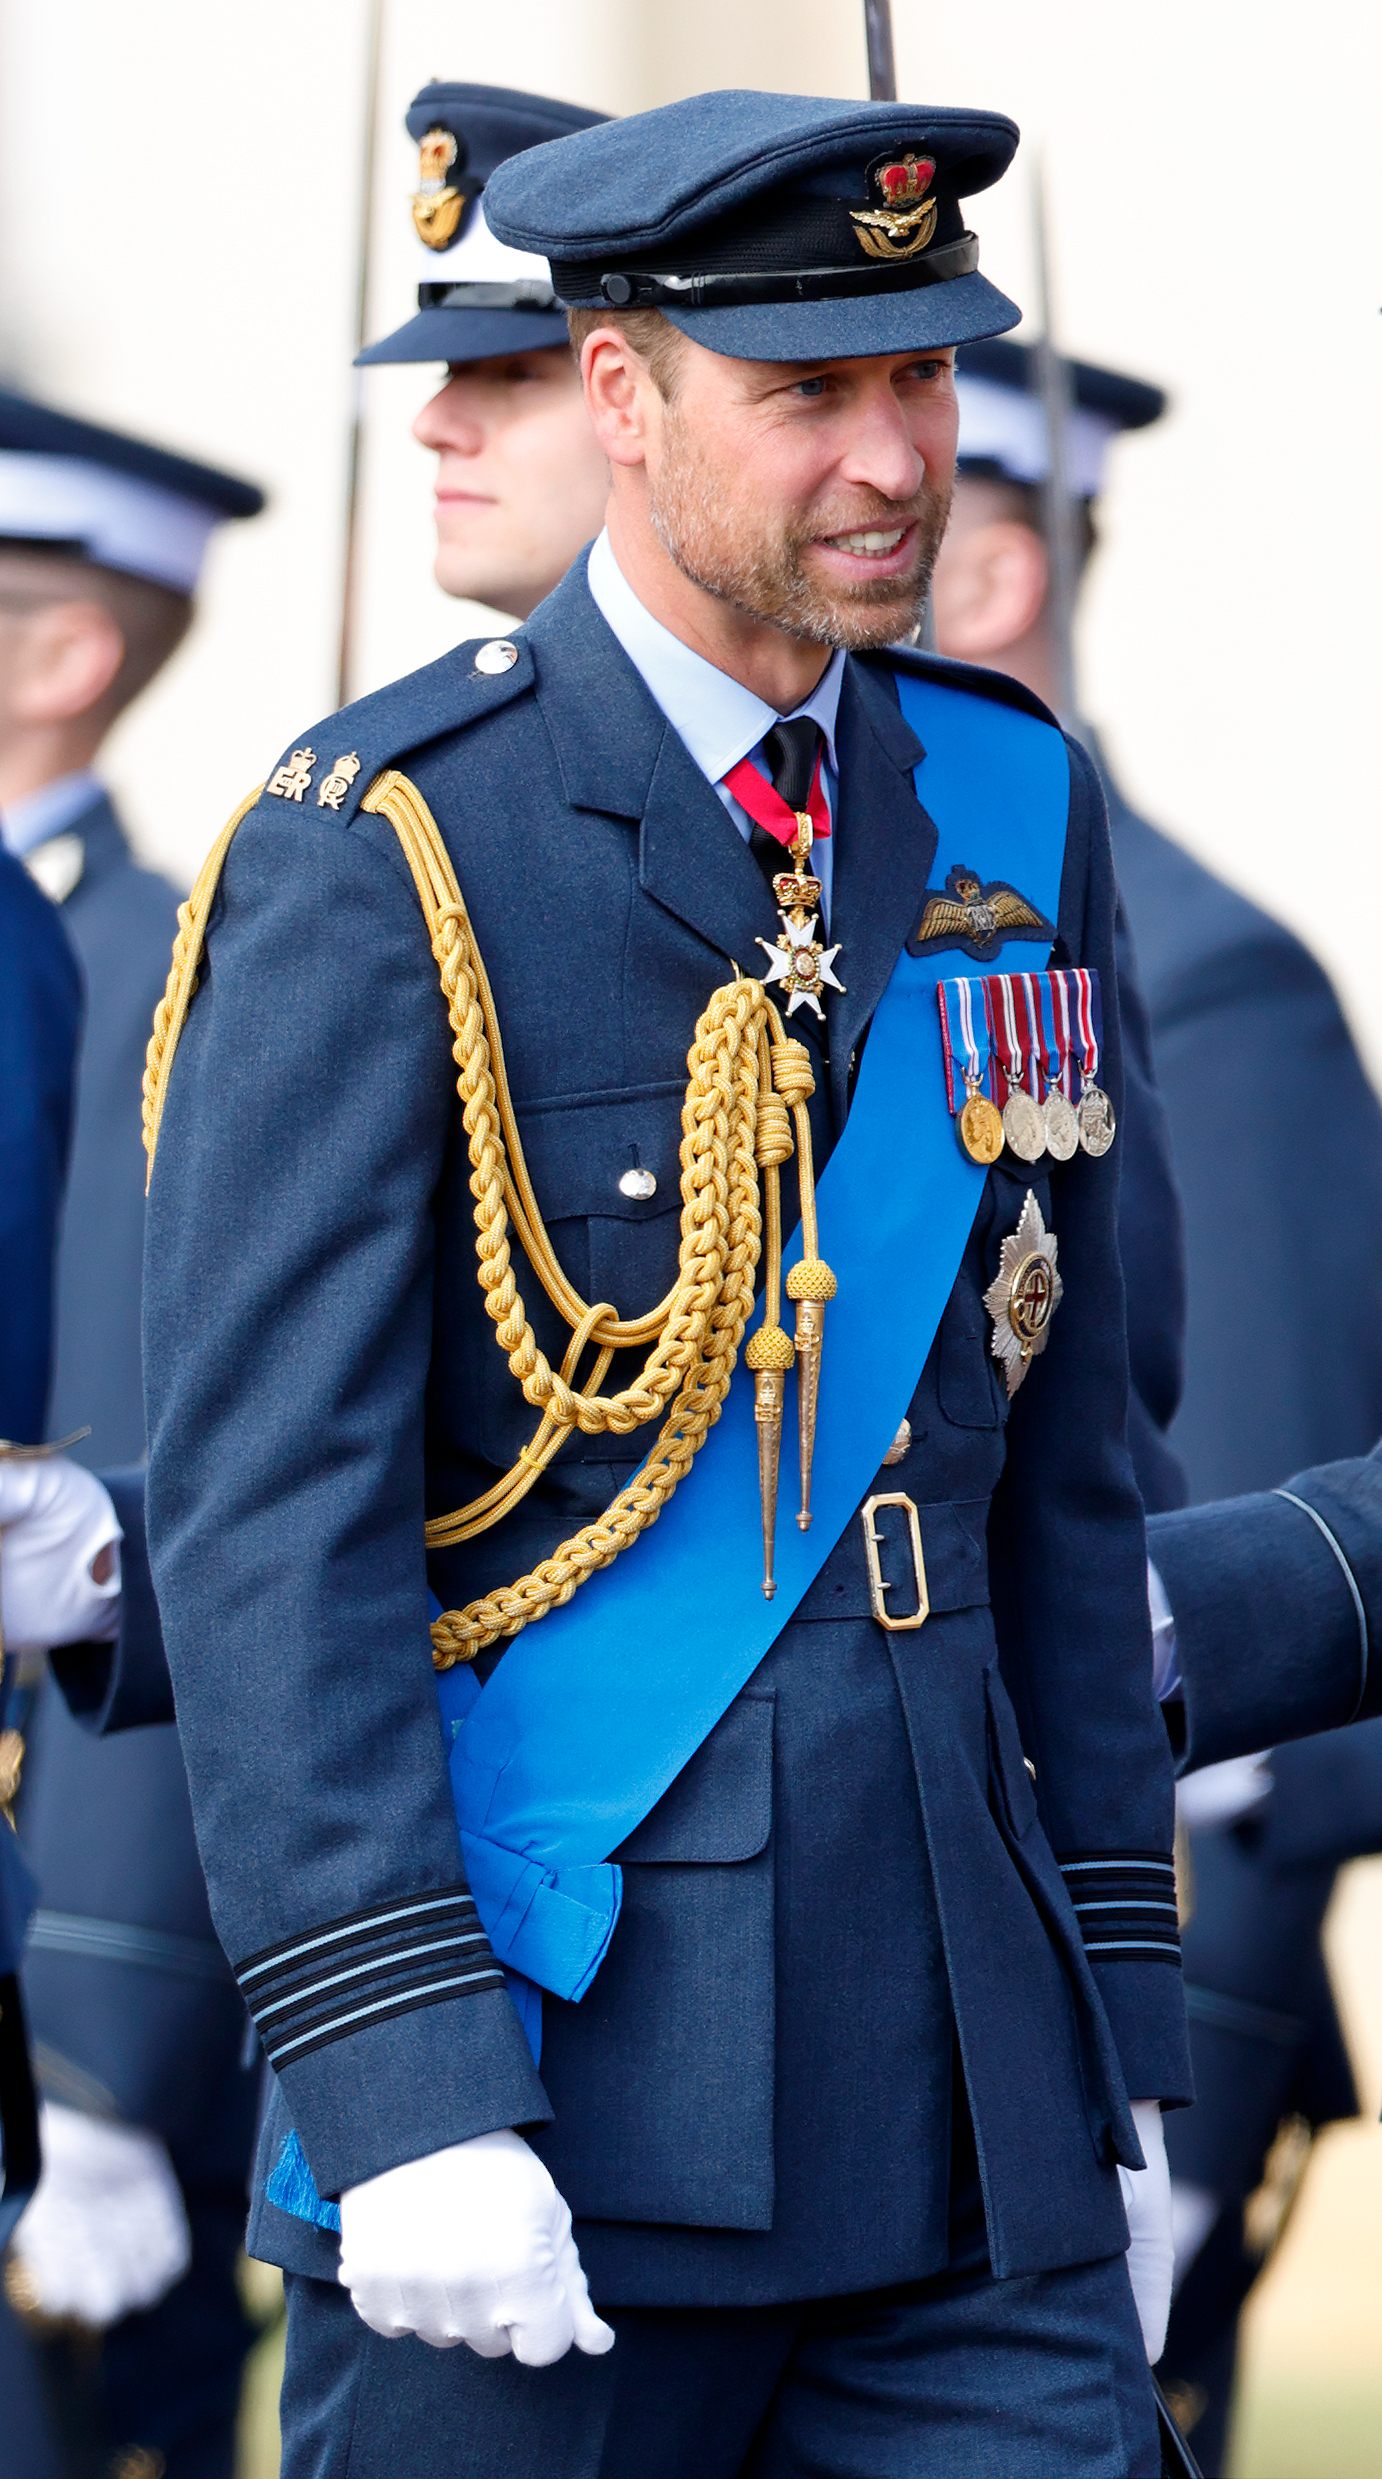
441, 672, 1071, 2025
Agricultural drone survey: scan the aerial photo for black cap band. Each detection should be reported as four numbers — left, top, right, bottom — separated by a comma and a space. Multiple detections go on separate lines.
581, 231, 978, 313
418, 279, 558, 312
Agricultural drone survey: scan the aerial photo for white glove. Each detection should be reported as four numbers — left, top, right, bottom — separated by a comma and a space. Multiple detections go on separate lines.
0, 1456, 121, 1657
1119, 2099, 1173, 2362
1169, 2178, 1219, 2289
1176, 1751, 1273, 1831
11, 2104, 191, 2327
338, 2127, 615, 2363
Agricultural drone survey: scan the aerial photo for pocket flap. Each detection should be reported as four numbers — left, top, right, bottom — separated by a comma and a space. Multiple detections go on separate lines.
614, 1695, 774, 1864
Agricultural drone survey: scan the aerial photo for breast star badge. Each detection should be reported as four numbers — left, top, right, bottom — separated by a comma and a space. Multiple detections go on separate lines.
983, 1190, 1063, 1398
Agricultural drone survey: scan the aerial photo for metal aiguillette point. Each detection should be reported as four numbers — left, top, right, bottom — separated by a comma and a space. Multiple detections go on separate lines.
784, 1258, 837, 1530
745, 1324, 795, 1597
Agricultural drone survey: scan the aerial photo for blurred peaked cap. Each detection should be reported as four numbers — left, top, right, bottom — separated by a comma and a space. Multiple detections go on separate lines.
954, 339, 1168, 500
484, 90, 1022, 363
358, 82, 612, 368
0, 388, 264, 594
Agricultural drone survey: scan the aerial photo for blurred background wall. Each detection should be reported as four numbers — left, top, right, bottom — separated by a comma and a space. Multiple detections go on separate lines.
1, 0, 1379, 1078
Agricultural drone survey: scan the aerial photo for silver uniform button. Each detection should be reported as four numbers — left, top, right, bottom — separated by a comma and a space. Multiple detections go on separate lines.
474, 639, 519, 675
618, 1167, 657, 1200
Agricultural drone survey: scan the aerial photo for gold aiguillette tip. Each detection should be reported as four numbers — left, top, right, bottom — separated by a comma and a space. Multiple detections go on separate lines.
785, 1260, 837, 1533
746, 1326, 795, 1600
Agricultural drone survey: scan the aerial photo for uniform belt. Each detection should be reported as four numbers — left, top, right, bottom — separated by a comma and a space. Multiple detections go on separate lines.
795, 1495, 989, 1623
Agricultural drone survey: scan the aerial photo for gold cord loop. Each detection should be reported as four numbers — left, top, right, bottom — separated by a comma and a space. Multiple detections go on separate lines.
141, 767, 837, 1659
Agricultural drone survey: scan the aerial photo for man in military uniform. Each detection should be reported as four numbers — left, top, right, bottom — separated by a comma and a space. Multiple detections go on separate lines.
143, 93, 1190, 2475
0, 393, 267, 2476
359, 83, 612, 622
0, 838, 93, 2477
930, 339, 1382, 2469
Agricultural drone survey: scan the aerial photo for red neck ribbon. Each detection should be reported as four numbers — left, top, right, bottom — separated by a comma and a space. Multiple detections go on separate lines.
721, 748, 831, 848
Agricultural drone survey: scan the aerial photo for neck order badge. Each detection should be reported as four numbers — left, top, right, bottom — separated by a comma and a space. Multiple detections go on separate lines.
438, 669, 1071, 2036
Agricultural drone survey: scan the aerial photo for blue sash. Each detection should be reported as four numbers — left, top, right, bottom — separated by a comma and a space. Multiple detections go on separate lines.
439, 672, 1070, 2016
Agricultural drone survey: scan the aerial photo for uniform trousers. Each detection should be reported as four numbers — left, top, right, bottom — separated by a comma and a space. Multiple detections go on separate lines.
281, 2225, 1158, 2479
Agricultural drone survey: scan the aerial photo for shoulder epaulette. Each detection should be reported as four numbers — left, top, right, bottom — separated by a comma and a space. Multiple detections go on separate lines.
143, 631, 534, 1182
861, 642, 1061, 731
256, 630, 535, 831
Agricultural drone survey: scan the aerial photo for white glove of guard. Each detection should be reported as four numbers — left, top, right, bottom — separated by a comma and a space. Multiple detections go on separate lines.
338, 2128, 615, 2363
1169, 2177, 1220, 2289
1119, 2098, 1174, 2363
0, 1457, 121, 1657
11, 2104, 191, 2327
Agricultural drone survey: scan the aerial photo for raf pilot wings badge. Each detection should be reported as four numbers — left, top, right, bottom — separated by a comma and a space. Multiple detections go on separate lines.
907, 862, 1053, 965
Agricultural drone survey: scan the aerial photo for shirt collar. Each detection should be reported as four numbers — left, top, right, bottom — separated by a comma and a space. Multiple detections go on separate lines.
586, 530, 844, 788
0, 767, 104, 858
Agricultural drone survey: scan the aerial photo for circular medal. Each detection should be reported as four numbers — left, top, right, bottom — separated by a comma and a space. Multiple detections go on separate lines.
1007, 1250, 1058, 1351
1043, 1089, 1079, 1162
1002, 1088, 1046, 1164
959, 1092, 1005, 1165
1077, 1082, 1116, 1157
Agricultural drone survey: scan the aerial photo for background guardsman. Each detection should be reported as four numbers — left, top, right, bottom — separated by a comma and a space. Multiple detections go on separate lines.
141, 91, 1190, 2476
930, 338, 1382, 2473
359, 81, 612, 620
0, 393, 268, 2479
0, 833, 81, 2479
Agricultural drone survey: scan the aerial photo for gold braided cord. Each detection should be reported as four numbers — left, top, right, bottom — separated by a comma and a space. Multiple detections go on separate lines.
361, 772, 802, 1660
138, 765, 828, 1666
142, 786, 264, 1187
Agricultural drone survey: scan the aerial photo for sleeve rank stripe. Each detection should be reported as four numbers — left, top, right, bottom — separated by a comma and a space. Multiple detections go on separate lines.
234, 1886, 478, 1987
242, 1911, 492, 2001
261, 1965, 507, 2067
1082, 1938, 1183, 1960
248, 1930, 494, 2026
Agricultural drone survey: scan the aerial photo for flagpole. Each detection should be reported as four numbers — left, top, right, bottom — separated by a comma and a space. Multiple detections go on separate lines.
337, 0, 386, 709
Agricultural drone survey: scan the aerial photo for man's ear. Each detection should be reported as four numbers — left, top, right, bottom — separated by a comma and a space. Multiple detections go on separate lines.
11, 599, 126, 727
581, 331, 657, 471
932, 519, 1049, 663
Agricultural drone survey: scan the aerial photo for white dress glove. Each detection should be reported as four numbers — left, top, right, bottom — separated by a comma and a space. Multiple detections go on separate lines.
1169, 2178, 1220, 2289
1119, 2098, 1174, 2362
11, 2104, 191, 2327
0, 1456, 122, 1657
338, 2128, 615, 2363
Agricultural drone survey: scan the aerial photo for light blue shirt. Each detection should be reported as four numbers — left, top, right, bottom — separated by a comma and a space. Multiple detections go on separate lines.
0, 767, 103, 858
586, 529, 843, 931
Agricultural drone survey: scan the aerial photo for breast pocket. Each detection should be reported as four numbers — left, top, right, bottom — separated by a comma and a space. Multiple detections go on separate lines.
938, 1264, 1005, 1430
515, 1085, 686, 1340
531, 1693, 777, 2231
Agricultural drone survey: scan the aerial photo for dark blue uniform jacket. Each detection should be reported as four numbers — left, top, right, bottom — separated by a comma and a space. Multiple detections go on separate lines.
0, 845, 81, 1446
1110, 787, 1382, 1501
142, 561, 1190, 2306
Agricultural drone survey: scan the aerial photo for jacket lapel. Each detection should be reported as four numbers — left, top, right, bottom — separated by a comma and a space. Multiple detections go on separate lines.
826, 659, 936, 1124
529, 558, 786, 982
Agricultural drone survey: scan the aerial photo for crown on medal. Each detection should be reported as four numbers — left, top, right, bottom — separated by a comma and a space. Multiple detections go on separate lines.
772, 868, 823, 911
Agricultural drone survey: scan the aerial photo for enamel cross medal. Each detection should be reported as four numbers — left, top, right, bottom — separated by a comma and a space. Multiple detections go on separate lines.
756, 813, 845, 1020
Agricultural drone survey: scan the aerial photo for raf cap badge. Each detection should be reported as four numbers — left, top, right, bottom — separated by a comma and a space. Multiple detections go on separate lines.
413, 126, 469, 252
910, 864, 1051, 964
851, 152, 939, 263
984, 1191, 1062, 1398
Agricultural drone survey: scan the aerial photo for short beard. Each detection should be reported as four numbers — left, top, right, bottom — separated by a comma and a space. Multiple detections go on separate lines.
648, 403, 952, 651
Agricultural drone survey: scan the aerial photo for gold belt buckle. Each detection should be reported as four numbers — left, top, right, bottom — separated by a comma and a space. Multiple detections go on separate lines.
860, 1492, 929, 1632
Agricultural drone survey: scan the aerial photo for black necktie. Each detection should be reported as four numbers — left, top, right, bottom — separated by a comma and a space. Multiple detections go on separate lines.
746, 716, 823, 897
